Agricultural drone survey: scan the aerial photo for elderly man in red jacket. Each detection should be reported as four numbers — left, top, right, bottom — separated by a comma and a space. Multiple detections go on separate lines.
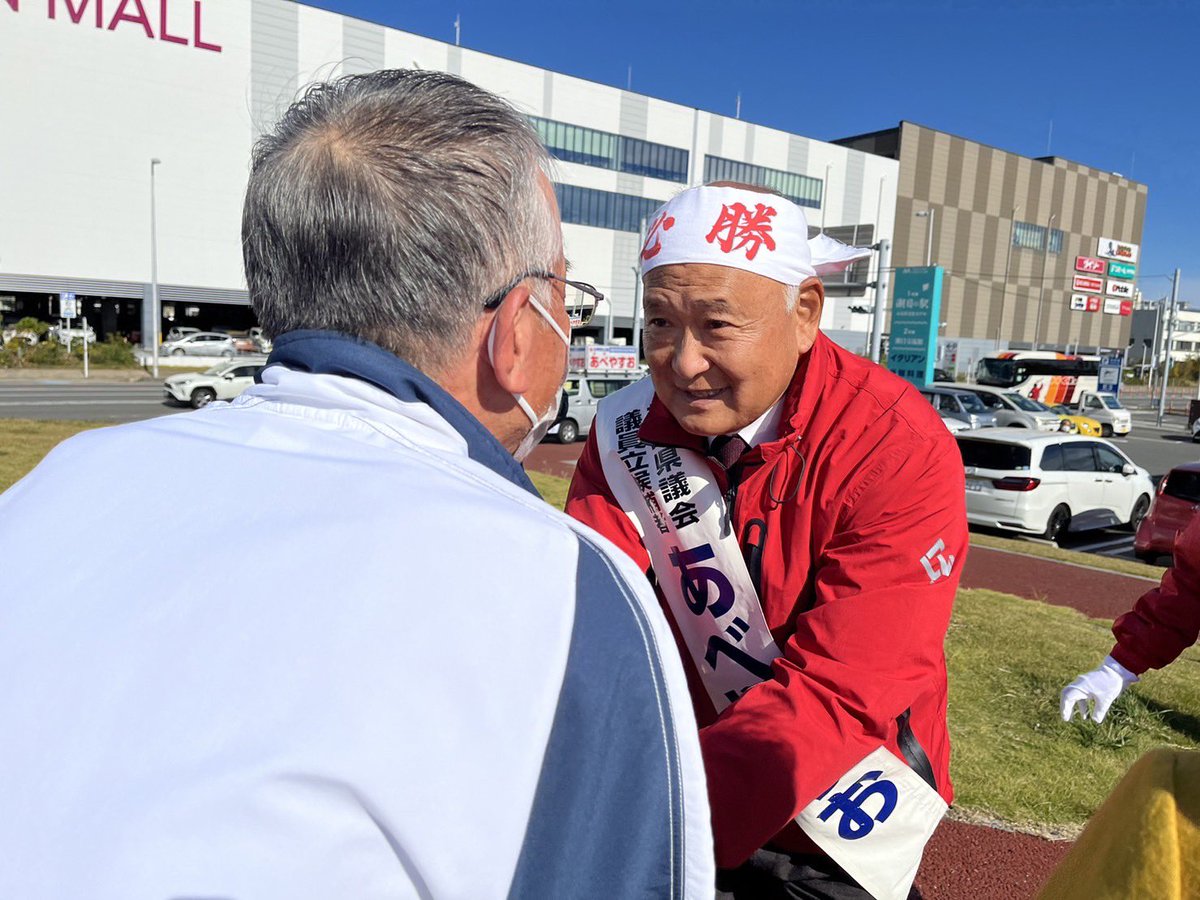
566, 182, 967, 900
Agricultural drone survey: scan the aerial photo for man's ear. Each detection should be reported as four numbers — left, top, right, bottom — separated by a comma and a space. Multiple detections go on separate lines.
487, 284, 537, 396
793, 277, 824, 353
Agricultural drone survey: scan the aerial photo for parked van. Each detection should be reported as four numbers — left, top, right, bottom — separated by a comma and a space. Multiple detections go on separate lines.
549, 372, 642, 443
957, 430, 1153, 544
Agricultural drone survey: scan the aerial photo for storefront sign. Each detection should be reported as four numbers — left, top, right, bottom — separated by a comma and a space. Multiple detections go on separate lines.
1097, 237, 1140, 264
1070, 294, 1088, 311
1120, 299, 1133, 316
1108, 261, 1137, 279
1072, 275, 1104, 293
1075, 256, 1107, 275
568, 344, 639, 373
1103, 298, 1123, 315
1106, 280, 1135, 298
1086, 297, 1102, 312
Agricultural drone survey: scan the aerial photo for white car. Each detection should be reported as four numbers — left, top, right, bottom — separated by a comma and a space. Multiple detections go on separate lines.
163, 360, 265, 408
49, 323, 97, 345
160, 331, 236, 358
957, 429, 1154, 544
941, 415, 969, 434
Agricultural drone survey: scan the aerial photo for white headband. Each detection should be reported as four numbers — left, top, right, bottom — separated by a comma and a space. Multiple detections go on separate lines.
638, 185, 872, 284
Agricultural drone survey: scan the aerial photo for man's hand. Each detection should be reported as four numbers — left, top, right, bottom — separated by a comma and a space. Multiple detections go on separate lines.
1060, 655, 1139, 723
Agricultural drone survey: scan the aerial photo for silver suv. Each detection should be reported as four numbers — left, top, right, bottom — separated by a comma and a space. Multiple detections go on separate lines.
936, 383, 1061, 432
919, 387, 998, 430
550, 373, 641, 443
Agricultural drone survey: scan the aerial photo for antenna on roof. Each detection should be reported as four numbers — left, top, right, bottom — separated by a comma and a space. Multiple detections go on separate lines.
454, 13, 461, 46
735, 92, 741, 120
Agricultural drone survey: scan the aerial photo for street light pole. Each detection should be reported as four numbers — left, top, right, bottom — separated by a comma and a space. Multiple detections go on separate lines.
995, 204, 1020, 350
914, 208, 935, 267
150, 157, 162, 378
631, 217, 648, 357
1033, 213, 1056, 350
821, 164, 832, 233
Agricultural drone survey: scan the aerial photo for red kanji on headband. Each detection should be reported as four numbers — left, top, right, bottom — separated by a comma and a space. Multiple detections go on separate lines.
641, 211, 675, 261
705, 202, 777, 260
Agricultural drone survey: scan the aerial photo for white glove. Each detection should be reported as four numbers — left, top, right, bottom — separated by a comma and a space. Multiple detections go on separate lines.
1060, 655, 1139, 723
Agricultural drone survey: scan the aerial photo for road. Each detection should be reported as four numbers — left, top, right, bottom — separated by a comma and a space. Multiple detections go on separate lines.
0, 382, 182, 422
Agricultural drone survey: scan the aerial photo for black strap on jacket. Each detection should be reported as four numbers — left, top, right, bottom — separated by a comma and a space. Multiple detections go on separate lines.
897, 708, 937, 791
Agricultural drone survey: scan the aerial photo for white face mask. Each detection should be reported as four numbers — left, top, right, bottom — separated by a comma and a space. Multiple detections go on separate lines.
488, 291, 571, 463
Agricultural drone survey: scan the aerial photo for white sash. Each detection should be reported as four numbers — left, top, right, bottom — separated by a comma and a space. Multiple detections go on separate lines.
594, 379, 946, 900
595, 379, 781, 714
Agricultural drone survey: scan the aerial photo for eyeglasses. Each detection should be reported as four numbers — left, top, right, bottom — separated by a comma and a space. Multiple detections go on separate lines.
482, 270, 605, 328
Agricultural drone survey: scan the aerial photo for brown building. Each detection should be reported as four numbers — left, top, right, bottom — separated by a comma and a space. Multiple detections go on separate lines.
836, 122, 1147, 370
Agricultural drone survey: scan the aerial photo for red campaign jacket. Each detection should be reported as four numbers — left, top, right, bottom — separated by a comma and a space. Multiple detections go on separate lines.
1112, 513, 1200, 674
566, 332, 967, 868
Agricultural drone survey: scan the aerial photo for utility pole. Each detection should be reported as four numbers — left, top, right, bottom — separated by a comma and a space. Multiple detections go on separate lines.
870, 239, 891, 364
1157, 269, 1180, 427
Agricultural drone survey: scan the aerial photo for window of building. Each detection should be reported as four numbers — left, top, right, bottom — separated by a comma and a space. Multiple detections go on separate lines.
555, 184, 663, 232
618, 135, 689, 182
702, 156, 823, 208
1013, 221, 1064, 254
530, 117, 689, 183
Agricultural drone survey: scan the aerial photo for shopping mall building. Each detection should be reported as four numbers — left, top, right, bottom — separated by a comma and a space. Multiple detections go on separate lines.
0, 0, 898, 352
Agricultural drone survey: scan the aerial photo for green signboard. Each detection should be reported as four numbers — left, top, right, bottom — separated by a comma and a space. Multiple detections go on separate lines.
887, 266, 944, 387
1108, 261, 1136, 279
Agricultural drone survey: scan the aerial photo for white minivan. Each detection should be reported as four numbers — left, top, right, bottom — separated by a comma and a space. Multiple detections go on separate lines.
957, 429, 1154, 543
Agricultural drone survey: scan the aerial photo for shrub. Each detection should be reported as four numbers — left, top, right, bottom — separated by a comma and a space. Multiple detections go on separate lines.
86, 336, 138, 368
13, 317, 51, 338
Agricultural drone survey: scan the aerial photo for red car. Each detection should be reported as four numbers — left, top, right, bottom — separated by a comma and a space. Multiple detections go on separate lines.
1135, 462, 1200, 563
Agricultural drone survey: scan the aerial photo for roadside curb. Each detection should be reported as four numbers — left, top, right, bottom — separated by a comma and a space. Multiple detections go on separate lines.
0, 368, 154, 383
970, 543, 1160, 583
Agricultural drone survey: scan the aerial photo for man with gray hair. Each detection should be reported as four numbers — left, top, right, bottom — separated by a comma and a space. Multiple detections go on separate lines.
0, 70, 713, 899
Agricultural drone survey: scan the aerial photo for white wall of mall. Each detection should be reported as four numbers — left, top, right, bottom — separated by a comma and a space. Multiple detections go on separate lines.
0, 0, 897, 350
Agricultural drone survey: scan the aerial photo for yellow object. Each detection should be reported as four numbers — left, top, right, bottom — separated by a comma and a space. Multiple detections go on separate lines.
1037, 749, 1200, 900
1054, 413, 1103, 436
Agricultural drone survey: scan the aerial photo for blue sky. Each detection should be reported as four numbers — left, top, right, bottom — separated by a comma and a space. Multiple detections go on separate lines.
309, 0, 1199, 302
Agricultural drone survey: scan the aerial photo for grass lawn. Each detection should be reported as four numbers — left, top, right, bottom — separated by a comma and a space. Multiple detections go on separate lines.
948, 589, 1200, 834
0, 419, 109, 492
5, 418, 1194, 834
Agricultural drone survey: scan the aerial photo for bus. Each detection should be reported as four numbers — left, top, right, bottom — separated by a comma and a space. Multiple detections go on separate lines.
974, 351, 1100, 405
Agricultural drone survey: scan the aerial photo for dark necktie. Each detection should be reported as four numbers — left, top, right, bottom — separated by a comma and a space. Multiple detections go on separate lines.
709, 434, 749, 473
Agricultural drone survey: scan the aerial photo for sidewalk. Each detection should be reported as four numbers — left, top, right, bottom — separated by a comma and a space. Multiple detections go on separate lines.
0, 367, 154, 383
